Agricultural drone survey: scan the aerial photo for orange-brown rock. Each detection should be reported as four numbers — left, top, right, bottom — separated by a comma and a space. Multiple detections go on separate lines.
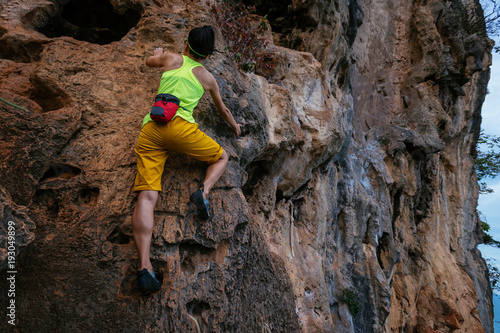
0, 0, 494, 332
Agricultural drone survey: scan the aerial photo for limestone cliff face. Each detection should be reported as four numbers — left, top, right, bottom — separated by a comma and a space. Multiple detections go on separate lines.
0, 0, 493, 332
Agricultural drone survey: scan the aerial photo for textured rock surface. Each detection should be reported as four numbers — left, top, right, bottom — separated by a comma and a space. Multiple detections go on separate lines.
0, 0, 494, 332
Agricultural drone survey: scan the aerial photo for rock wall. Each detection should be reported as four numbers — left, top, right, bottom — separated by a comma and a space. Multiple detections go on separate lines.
0, 0, 493, 332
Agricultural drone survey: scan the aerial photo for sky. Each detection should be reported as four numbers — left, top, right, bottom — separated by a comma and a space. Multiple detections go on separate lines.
476, 35, 500, 330
477, 39, 500, 265
477, 33, 500, 332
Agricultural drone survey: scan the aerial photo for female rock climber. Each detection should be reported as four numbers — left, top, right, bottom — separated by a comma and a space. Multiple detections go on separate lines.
132, 26, 241, 295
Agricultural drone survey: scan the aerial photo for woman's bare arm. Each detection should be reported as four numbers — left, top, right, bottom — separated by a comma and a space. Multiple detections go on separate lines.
145, 48, 182, 70
204, 72, 241, 136
145, 48, 167, 67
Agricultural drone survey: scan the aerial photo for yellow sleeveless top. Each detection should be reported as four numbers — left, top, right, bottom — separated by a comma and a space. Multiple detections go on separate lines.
143, 55, 205, 126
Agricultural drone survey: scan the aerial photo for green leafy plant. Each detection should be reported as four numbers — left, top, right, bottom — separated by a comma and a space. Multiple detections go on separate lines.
340, 288, 361, 315
483, 222, 500, 247
476, 131, 500, 245
477, 131, 500, 194
477, 132, 499, 239
476, 131, 500, 293
486, 258, 500, 292
211, 0, 274, 74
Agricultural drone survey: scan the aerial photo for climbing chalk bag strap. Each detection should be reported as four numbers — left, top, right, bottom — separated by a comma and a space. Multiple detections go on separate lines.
150, 93, 182, 123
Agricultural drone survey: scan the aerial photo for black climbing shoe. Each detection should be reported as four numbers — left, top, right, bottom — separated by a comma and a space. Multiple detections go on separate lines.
137, 269, 161, 296
190, 187, 210, 220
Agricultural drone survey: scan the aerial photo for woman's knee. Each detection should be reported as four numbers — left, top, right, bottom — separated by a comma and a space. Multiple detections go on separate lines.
138, 190, 159, 205
208, 150, 228, 165
219, 151, 228, 161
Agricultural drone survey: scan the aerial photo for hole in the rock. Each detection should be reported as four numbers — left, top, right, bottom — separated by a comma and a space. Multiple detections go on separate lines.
391, 188, 403, 225
78, 187, 100, 207
376, 232, 395, 278
438, 119, 448, 134
187, 300, 211, 316
362, 217, 372, 245
242, 161, 268, 197
37, 0, 142, 45
107, 225, 130, 244
40, 163, 81, 182
336, 61, 348, 88
0, 26, 7, 39
0, 35, 46, 63
408, 247, 423, 261
34, 189, 60, 217
337, 210, 345, 230
275, 190, 284, 203
245, 0, 315, 34
336, 209, 346, 245
181, 257, 196, 274
245, 0, 318, 51
29, 73, 71, 111
404, 141, 426, 161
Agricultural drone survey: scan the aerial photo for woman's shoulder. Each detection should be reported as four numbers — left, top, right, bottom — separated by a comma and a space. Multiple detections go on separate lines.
162, 53, 184, 71
192, 66, 215, 91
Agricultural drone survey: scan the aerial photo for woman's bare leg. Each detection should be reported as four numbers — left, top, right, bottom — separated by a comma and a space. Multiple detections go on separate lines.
132, 190, 158, 272
201, 151, 228, 198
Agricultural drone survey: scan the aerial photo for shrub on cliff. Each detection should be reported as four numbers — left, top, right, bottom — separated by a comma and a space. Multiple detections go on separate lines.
486, 259, 500, 292
477, 131, 500, 194
476, 131, 500, 246
476, 131, 500, 291
340, 288, 361, 315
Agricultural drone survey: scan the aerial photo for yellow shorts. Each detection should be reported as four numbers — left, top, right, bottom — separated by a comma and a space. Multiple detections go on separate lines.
133, 117, 224, 192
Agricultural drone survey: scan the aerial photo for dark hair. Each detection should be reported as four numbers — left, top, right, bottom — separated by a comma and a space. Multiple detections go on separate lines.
187, 26, 215, 59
